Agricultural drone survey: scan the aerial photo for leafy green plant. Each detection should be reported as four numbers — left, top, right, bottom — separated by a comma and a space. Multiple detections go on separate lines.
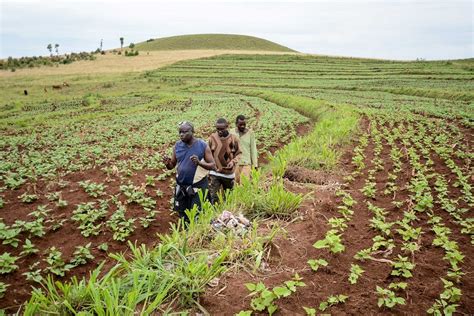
19, 192, 38, 203
376, 286, 406, 308
70, 243, 94, 266
145, 175, 155, 187
391, 255, 415, 278
23, 263, 43, 283
319, 294, 348, 311
0, 252, 19, 274
21, 239, 39, 256
78, 180, 106, 197
0, 282, 8, 298
245, 274, 305, 315
307, 258, 328, 272
44, 247, 70, 277
55, 198, 68, 208
428, 278, 461, 316
389, 282, 407, 291
98, 242, 108, 252
348, 264, 364, 284
107, 202, 136, 241
313, 229, 345, 253
303, 306, 316, 316
361, 181, 376, 199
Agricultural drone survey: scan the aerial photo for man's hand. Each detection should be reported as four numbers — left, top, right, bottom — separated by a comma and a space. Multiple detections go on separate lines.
225, 161, 234, 169
190, 155, 200, 166
163, 156, 171, 165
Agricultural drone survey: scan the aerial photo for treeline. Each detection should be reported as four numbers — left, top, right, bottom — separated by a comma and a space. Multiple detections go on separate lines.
0, 52, 98, 72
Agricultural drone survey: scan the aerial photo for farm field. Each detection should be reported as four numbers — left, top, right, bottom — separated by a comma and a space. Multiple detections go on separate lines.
0, 50, 473, 314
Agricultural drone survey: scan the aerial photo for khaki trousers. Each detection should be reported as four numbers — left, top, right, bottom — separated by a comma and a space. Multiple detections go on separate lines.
235, 165, 252, 184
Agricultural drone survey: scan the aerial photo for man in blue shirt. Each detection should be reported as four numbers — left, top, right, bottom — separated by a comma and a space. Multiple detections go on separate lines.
164, 122, 215, 222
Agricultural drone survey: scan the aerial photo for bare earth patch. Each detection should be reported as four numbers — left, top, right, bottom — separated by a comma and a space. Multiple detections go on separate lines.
0, 50, 299, 78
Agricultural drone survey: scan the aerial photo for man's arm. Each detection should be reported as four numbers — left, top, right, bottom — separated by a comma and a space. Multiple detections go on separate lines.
164, 147, 177, 170
250, 131, 258, 168
230, 136, 242, 166
200, 145, 216, 170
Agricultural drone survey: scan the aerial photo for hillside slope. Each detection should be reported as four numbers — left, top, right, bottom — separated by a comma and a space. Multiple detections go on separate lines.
134, 34, 296, 52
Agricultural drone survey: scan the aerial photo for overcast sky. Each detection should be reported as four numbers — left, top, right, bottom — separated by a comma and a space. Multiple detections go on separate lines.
1, 0, 472, 60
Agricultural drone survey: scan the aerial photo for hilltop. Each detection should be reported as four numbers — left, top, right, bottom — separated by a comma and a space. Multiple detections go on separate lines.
134, 34, 296, 52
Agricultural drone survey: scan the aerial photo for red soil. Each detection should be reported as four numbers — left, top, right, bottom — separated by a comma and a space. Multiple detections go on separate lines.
199, 119, 474, 315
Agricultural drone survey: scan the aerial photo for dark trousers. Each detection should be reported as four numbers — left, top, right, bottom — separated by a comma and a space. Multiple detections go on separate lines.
209, 175, 235, 204
173, 178, 208, 222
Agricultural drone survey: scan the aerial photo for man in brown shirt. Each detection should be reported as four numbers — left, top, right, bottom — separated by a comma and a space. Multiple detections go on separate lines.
208, 118, 242, 204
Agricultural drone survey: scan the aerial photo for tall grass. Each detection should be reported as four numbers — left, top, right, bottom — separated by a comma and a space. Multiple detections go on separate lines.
221, 169, 304, 219
223, 89, 360, 172
22, 198, 279, 314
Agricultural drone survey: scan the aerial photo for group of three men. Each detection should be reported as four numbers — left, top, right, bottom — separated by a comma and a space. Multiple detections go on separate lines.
163, 115, 258, 221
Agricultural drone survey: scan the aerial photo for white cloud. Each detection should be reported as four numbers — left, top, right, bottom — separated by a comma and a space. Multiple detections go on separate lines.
1, 0, 472, 59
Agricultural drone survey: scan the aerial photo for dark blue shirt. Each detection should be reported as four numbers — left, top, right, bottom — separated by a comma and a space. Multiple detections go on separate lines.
175, 139, 207, 186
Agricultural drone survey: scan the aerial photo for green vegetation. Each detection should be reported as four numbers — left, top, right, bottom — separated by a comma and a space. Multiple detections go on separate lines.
0, 49, 472, 314
0, 52, 97, 71
134, 34, 296, 52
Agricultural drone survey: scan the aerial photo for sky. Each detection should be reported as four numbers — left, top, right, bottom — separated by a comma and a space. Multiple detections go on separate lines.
1, 0, 473, 60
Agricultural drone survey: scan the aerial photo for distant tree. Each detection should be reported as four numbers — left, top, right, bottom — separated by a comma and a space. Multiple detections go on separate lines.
129, 43, 135, 49
120, 37, 124, 50
55, 44, 59, 56
100, 39, 103, 51
47, 44, 53, 56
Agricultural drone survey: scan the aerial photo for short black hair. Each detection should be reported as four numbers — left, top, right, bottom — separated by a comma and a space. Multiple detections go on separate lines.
236, 114, 246, 124
178, 121, 194, 132
216, 118, 228, 125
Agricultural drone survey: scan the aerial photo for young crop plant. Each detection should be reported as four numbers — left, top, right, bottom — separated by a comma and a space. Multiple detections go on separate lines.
98, 242, 108, 252
244, 274, 305, 315
313, 229, 345, 254
4, 173, 26, 189
29, 205, 51, 219
428, 278, 461, 316
55, 197, 68, 208
0, 281, 8, 298
23, 263, 43, 283
107, 201, 136, 241
376, 286, 406, 309
391, 255, 415, 278
72, 202, 107, 237
20, 239, 39, 256
348, 264, 364, 284
46, 191, 60, 201
19, 192, 38, 203
361, 180, 377, 199
79, 180, 107, 197
0, 223, 21, 248
319, 294, 348, 312
145, 175, 155, 187
388, 282, 408, 291
396, 223, 423, 242
372, 235, 395, 252
354, 248, 372, 261
70, 243, 94, 266
307, 258, 328, 272
44, 247, 70, 277
0, 252, 19, 274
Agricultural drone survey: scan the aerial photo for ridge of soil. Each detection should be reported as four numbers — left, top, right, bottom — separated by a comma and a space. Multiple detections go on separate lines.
0, 121, 312, 312
199, 119, 474, 315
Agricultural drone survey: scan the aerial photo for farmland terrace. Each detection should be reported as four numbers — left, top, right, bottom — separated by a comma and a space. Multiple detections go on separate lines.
0, 50, 473, 314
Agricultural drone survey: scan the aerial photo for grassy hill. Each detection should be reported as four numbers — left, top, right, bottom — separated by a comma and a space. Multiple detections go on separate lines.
134, 34, 296, 52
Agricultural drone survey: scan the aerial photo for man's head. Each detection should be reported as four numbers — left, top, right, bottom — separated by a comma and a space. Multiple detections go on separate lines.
235, 115, 246, 133
178, 121, 194, 143
215, 118, 229, 138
